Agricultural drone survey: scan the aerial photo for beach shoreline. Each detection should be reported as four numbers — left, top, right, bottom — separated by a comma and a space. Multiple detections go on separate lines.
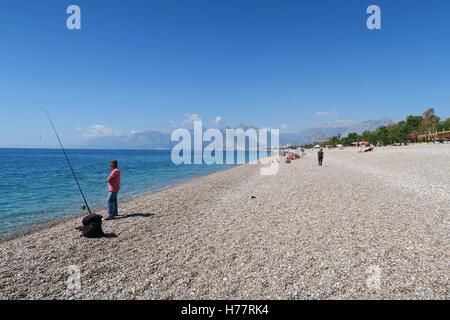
0, 144, 448, 300
0, 163, 242, 244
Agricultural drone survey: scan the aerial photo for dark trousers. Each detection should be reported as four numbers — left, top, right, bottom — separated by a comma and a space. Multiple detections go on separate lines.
318, 157, 323, 166
107, 191, 118, 217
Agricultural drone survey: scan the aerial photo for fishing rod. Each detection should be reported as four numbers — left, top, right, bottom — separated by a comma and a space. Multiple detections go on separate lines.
45, 110, 92, 215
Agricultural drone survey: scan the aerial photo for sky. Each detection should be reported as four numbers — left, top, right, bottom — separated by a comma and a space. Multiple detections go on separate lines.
0, 0, 449, 147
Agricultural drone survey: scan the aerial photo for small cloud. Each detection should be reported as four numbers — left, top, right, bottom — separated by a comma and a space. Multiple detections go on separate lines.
315, 111, 331, 117
214, 116, 224, 126
81, 124, 121, 139
183, 113, 202, 124
280, 123, 289, 131
131, 130, 139, 135
169, 120, 177, 129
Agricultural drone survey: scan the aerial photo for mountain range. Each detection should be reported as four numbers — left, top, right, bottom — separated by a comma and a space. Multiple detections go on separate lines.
279, 118, 394, 145
82, 118, 394, 149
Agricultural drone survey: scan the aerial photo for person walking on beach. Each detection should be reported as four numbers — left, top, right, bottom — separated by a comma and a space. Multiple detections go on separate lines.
318, 148, 324, 166
105, 160, 121, 220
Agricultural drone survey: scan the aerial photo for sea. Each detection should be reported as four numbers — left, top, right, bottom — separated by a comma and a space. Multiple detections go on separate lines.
0, 149, 265, 236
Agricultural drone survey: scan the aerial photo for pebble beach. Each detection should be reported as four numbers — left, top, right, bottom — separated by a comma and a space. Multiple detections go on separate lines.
0, 144, 449, 300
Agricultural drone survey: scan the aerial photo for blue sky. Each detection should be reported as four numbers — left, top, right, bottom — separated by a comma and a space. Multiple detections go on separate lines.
0, 0, 449, 147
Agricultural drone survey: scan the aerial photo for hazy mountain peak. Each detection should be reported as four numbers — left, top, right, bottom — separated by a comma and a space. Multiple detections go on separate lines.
82, 118, 393, 149
279, 118, 394, 145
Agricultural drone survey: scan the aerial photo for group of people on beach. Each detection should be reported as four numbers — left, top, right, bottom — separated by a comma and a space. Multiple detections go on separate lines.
282, 148, 307, 164
282, 148, 325, 166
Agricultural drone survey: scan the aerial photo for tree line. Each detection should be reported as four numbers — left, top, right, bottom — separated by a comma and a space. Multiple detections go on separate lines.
302, 108, 450, 148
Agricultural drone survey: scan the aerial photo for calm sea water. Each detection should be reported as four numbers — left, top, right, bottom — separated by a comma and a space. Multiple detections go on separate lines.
0, 149, 264, 236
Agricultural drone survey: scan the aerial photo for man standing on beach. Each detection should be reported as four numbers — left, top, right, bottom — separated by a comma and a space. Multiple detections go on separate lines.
105, 160, 121, 220
318, 149, 324, 166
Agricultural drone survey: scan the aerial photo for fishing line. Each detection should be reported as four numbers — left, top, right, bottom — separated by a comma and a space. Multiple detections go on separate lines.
45, 110, 92, 215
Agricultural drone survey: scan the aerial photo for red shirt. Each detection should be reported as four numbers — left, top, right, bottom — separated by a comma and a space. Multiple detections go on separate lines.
108, 168, 121, 192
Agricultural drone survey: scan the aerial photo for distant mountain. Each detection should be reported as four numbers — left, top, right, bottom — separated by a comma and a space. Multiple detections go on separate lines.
82, 118, 393, 149
343, 118, 394, 136
82, 125, 262, 150
83, 131, 171, 149
279, 118, 394, 145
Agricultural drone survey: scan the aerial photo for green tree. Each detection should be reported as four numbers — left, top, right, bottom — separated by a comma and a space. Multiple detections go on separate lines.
422, 108, 440, 130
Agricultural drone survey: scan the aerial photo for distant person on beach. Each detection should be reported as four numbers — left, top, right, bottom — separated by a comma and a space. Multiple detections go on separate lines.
105, 160, 121, 220
300, 148, 305, 158
318, 149, 324, 166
